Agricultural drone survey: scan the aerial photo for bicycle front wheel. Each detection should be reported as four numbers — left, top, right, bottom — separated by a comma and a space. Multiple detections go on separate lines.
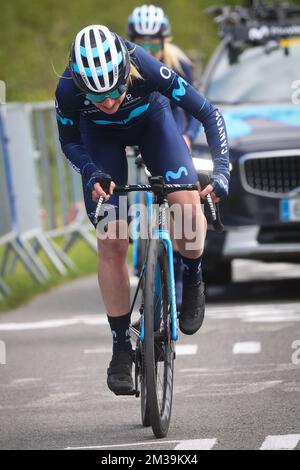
133, 192, 148, 276
143, 238, 175, 438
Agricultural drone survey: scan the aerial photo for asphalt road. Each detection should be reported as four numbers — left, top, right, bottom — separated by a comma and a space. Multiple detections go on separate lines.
0, 260, 300, 451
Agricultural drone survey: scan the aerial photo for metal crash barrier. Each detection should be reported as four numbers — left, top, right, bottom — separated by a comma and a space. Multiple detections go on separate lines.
0, 105, 45, 290
30, 102, 98, 253
0, 100, 101, 296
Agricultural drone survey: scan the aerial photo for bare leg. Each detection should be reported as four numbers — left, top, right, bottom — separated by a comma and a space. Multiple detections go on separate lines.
97, 220, 130, 317
168, 191, 207, 259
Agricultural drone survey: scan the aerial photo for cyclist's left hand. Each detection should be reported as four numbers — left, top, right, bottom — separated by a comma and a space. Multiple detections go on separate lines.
182, 134, 192, 152
197, 181, 220, 204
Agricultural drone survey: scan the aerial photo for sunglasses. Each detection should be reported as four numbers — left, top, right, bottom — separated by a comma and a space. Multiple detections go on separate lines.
137, 41, 163, 54
86, 84, 127, 103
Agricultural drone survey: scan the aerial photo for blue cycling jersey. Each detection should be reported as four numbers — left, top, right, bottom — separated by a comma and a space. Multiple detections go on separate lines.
170, 58, 200, 142
55, 40, 229, 180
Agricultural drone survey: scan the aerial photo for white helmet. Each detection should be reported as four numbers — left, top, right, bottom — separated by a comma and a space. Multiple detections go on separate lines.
127, 5, 171, 39
69, 25, 130, 94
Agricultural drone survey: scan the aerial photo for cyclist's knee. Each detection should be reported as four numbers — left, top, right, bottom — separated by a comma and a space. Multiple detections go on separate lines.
169, 191, 205, 227
98, 237, 128, 262
97, 221, 129, 262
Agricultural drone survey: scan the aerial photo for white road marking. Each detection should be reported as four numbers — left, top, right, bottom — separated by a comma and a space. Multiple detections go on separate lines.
179, 368, 212, 373
66, 438, 216, 451
260, 434, 300, 450
0, 315, 107, 331
84, 348, 111, 354
176, 345, 198, 356
246, 315, 300, 323
175, 439, 217, 450
179, 363, 297, 378
233, 259, 300, 281
83, 345, 198, 356
1, 302, 299, 332
233, 342, 262, 355
207, 303, 300, 323
11, 378, 42, 386
26, 393, 81, 408
186, 380, 282, 398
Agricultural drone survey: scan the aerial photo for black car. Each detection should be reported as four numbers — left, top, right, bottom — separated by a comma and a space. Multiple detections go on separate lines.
193, 1, 300, 283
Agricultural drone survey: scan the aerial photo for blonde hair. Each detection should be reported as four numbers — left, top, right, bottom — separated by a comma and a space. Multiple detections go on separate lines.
126, 42, 192, 85
128, 63, 144, 85
162, 41, 192, 76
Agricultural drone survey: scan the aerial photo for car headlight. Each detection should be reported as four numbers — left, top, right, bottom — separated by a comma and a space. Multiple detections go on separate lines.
193, 157, 232, 173
192, 157, 214, 172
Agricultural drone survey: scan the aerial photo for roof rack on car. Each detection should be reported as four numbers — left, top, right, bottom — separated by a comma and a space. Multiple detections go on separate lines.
207, 0, 300, 45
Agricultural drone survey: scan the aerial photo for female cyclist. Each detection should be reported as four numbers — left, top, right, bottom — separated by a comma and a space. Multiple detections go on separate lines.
55, 25, 229, 396
127, 4, 200, 309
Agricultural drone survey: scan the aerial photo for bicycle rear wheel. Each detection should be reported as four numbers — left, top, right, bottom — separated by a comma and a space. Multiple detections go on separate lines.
143, 238, 175, 438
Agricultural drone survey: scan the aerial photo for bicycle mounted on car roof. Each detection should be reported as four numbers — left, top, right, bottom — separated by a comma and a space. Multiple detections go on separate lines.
207, 0, 300, 64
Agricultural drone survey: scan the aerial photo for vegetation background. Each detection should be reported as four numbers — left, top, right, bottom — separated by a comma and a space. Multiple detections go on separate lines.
2, 0, 300, 101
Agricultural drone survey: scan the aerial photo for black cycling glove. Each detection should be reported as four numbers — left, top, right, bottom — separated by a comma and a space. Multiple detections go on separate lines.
210, 172, 230, 199
82, 163, 112, 195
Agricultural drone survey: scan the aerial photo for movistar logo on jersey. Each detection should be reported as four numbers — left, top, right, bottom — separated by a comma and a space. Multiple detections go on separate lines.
56, 113, 74, 126
92, 103, 150, 126
172, 77, 188, 102
160, 66, 172, 80
166, 166, 188, 181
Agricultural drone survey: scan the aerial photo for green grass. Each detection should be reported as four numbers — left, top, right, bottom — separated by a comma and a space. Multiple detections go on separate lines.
0, 0, 263, 102
2, 0, 299, 102
0, 238, 133, 313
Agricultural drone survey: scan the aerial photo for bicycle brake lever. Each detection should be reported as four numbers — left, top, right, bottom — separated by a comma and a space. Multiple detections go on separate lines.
198, 172, 224, 233
93, 196, 105, 226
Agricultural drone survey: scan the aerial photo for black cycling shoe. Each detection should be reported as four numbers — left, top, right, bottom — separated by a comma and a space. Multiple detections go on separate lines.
107, 351, 134, 396
179, 276, 205, 335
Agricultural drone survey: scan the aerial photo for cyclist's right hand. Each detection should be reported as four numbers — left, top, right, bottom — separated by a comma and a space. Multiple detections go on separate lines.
86, 171, 115, 202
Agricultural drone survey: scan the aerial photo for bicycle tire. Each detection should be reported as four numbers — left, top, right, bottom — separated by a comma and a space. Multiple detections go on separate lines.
140, 342, 151, 427
143, 238, 175, 438
136, 192, 148, 275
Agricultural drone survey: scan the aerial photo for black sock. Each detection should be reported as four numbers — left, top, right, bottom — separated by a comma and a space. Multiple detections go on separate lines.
107, 313, 132, 354
181, 255, 203, 286
173, 251, 184, 278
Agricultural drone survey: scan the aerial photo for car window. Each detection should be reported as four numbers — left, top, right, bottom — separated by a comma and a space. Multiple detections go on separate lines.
206, 44, 300, 104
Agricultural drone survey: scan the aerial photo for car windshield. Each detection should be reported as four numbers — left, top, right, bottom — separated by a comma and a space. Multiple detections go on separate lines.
206, 44, 300, 104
